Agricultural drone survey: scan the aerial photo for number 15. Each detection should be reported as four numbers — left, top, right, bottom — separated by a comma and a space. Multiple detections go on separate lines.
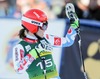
36, 58, 53, 69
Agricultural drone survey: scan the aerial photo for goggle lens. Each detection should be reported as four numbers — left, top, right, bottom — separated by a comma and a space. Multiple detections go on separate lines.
40, 21, 48, 30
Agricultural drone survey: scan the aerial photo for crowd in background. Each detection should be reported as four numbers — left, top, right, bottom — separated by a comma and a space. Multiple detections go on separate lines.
0, 0, 100, 21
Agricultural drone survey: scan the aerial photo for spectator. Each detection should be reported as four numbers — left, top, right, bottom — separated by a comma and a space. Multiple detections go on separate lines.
0, 0, 9, 17
74, 0, 91, 19
0, 0, 19, 18
57, 0, 74, 18
16, 0, 56, 19
89, 0, 100, 21
57, 0, 91, 19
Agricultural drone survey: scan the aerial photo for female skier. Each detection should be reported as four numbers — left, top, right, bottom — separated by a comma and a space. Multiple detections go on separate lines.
13, 3, 79, 79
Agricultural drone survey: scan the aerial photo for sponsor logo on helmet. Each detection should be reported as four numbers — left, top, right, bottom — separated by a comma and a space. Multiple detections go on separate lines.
33, 12, 40, 18
31, 20, 41, 26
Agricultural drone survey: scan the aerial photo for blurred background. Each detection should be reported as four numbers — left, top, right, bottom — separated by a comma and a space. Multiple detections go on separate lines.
0, 0, 100, 79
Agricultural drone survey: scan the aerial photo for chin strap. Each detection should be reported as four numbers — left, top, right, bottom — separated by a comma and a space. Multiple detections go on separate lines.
34, 33, 43, 40
77, 28, 88, 79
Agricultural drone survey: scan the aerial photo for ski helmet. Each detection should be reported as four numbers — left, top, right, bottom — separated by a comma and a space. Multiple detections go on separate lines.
22, 9, 48, 33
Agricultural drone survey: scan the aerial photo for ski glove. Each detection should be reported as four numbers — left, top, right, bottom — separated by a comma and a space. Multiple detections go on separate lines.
65, 3, 79, 29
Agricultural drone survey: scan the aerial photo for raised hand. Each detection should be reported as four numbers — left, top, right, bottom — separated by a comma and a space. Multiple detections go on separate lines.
65, 3, 79, 29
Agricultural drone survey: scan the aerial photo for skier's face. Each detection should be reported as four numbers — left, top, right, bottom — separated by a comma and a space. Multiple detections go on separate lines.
36, 28, 45, 38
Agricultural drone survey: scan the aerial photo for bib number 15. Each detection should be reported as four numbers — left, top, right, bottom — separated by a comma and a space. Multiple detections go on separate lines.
36, 58, 53, 69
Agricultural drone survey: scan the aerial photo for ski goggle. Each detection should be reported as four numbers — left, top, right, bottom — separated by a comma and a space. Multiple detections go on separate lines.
22, 16, 48, 30
40, 21, 48, 30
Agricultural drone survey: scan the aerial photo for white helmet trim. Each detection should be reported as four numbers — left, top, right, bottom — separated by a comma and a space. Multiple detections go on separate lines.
22, 16, 43, 27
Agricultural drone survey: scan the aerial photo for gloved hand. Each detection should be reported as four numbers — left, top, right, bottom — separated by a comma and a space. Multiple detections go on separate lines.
65, 3, 79, 29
